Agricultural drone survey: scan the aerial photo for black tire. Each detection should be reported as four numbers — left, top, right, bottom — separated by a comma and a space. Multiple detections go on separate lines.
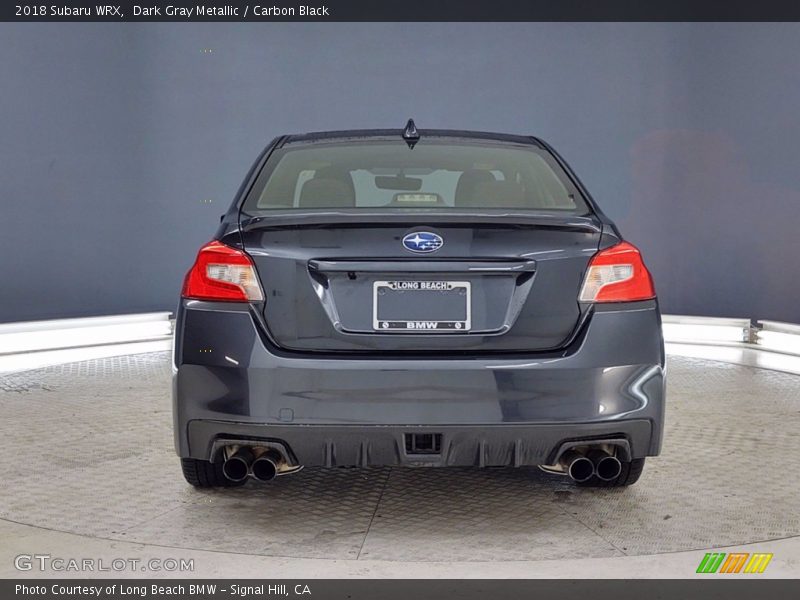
180, 458, 246, 488
577, 458, 646, 488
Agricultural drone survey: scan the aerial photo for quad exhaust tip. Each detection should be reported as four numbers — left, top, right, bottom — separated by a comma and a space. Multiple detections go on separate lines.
222, 447, 254, 483
221, 445, 294, 483
251, 449, 282, 482
560, 449, 595, 483
588, 449, 623, 481
558, 447, 623, 482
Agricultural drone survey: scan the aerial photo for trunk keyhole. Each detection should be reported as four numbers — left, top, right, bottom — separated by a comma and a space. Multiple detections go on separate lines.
347, 271, 357, 280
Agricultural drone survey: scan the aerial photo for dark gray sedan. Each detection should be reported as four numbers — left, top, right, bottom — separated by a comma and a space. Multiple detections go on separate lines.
173, 122, 665, 488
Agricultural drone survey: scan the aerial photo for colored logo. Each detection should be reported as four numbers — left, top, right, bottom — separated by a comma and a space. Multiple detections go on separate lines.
402, 231, 443, 253
696, 552, 773, 574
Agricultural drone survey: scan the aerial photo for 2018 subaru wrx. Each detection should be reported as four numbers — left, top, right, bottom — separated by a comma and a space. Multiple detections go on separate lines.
173, 121, 665, 488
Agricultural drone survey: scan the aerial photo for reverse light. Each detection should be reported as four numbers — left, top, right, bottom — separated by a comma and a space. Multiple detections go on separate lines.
181, 241, 264, 302
579, 241, 656, 303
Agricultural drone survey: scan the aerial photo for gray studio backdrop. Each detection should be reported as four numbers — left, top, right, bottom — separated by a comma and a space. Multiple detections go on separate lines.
2, 23, 799, 323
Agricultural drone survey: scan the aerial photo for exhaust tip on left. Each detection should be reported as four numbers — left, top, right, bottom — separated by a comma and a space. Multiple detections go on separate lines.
560, 450, 595, 483
222, 448, 254, 482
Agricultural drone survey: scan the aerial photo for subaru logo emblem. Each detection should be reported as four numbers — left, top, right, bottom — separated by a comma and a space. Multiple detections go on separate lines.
402, 231, 443, 253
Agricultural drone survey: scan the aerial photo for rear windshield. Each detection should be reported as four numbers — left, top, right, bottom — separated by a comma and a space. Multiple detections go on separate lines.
243, 139, 590, 214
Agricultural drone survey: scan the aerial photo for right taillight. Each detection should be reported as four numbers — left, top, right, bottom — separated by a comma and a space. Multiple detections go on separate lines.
579, 241, 656, 303
181, 240, 264, 302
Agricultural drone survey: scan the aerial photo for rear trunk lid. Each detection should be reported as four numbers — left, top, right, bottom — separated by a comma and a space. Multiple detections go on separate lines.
238, 212, 600, 353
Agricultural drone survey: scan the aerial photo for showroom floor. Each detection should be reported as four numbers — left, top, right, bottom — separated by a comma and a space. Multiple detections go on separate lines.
1, 351, 799, 577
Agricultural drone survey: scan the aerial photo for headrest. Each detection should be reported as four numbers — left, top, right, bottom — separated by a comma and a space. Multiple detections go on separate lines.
471, 180, 527, 208
454, 169, 496, 207
298, 173, 355, 208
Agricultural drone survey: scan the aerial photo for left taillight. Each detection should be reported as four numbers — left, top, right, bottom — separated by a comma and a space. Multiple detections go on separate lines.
181, 240, 264, 302
578, 241, 656, 303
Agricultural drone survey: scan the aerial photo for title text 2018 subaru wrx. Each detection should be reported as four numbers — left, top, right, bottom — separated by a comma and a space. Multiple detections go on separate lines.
173, 121, 665, 488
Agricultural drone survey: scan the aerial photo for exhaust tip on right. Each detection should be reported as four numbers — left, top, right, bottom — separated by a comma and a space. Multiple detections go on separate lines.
251, 448, 285, 482
588, 449, 623, 481
595, 455, 623, 481
251, 457, 278, 482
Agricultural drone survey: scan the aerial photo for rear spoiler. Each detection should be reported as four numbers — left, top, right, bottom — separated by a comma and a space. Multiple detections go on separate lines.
239, 210, 601, 234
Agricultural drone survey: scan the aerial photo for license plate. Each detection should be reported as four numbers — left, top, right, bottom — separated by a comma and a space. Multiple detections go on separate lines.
372, 280, 471, 332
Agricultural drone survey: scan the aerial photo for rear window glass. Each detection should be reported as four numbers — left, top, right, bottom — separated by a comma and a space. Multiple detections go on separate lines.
243, 140, 589, 214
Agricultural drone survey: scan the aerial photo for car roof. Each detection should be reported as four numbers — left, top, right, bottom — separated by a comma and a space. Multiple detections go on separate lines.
280, 128, 544, 147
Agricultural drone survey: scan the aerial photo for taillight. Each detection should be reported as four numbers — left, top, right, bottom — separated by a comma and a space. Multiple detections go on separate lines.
578, 241, 656, 303
181, 241, 264, 302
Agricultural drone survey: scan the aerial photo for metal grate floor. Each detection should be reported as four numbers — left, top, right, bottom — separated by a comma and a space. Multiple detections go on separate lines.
0, 353, 798, 561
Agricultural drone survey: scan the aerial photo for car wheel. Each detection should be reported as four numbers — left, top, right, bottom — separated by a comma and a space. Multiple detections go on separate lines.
577, 458, 646, 488
180, 458, 246, 488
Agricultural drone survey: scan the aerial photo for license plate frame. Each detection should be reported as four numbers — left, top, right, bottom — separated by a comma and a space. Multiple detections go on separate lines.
372, 280, 471, 332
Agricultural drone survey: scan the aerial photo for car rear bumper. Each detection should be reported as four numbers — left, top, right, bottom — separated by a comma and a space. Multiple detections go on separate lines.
185, 420, 653, 467
172, 299, 666, 466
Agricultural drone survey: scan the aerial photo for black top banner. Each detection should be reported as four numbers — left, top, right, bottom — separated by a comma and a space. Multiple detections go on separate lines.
5, 0, 800, 22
